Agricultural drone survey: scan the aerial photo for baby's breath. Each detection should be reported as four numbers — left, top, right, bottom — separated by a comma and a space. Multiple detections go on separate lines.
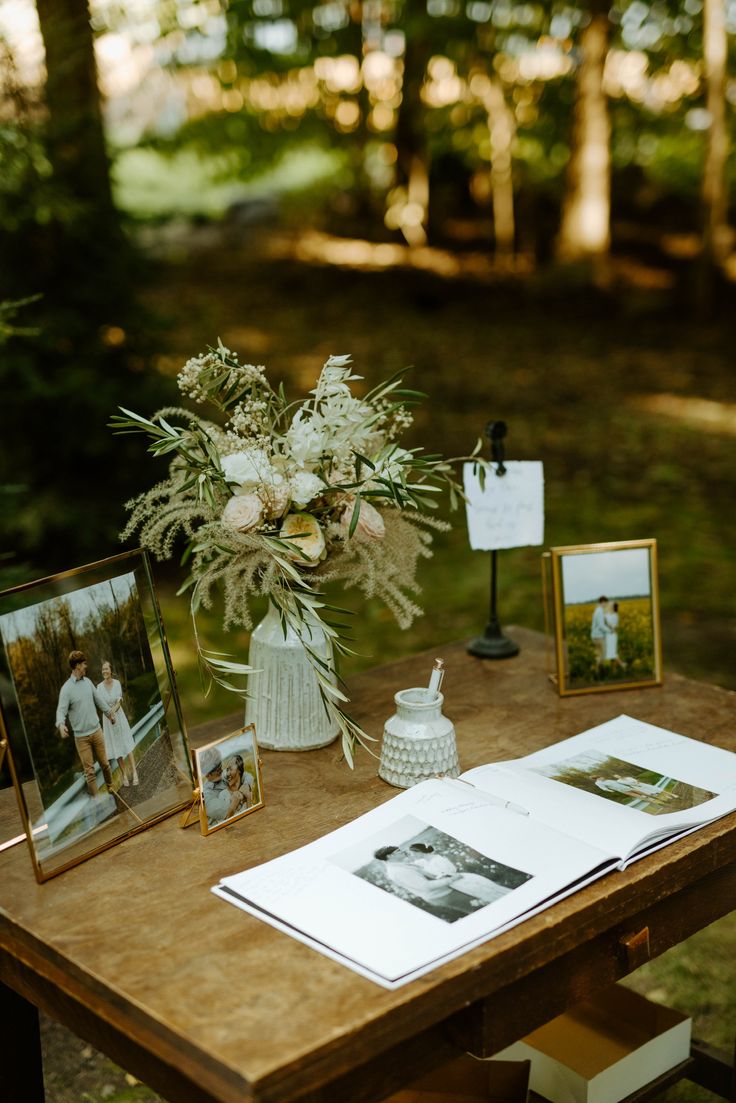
229, 397, 271, 439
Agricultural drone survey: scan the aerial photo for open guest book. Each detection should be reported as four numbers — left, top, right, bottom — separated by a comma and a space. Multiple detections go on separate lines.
213, 715, 736, 988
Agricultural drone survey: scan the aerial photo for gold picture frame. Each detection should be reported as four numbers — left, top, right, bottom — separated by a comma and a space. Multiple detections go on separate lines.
0, 549, 195, 881
544, 539, 663, 697
193, 725, 264, 835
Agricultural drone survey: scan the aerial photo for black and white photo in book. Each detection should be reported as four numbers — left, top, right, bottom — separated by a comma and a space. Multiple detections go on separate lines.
332, 814, 532, 924
0, 550, 194, 882
213, 715, 736, 988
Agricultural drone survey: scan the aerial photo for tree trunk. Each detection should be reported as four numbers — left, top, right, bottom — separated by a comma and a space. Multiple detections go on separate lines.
701, 0, 730, 269
556, 0, 611, 272
485, 78, 516, 268
35, 0, 116, 220
393, 3, 431, 246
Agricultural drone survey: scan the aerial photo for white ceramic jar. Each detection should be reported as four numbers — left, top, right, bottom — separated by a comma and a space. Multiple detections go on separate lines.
378, 688, 459, 788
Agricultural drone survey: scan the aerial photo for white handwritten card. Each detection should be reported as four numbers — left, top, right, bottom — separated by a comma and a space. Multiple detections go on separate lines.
463, 461, 544, 551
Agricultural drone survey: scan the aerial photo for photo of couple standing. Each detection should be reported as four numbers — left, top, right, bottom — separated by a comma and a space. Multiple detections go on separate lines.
55, 650, 139, 813
590, 597, 623, 669
558, 544, 660, 692
0, 558, 194, 877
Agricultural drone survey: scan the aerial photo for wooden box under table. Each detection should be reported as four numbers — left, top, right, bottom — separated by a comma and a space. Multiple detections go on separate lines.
494, 985, 691, 1103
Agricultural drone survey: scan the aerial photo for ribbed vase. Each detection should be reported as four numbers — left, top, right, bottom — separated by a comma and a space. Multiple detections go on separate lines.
244, 605, 340, 751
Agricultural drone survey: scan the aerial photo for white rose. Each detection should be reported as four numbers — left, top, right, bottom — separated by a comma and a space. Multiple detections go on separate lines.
221, 448, 274, 488
280, 512, 326, 564
222, 493, 263, 533
343, 499, 386, 542
290, 471, 324, 509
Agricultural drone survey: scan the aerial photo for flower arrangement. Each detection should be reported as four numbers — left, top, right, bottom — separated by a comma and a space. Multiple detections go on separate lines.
112, 344, 476, 763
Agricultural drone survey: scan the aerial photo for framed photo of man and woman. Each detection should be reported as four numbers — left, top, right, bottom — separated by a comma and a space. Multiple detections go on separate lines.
0, 550, 195, 881
193, 725, 264, 835
545, 539, 663, 697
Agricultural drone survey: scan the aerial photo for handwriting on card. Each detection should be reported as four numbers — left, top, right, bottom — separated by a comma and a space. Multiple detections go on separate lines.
464, 461, 544, 551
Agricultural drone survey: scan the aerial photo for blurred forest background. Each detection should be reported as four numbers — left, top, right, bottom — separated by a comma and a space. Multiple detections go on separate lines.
0, 0, 735, 1099
1, 0, 735, 717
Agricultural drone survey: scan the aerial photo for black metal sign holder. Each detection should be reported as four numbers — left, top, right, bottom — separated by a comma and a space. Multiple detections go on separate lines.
466, 421, 520, 660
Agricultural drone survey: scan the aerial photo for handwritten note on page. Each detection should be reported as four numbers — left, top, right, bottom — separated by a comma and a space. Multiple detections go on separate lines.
463, 461, 544, 551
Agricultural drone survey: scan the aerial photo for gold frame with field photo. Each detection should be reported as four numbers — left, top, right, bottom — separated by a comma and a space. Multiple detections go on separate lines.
548, 540, 663, 697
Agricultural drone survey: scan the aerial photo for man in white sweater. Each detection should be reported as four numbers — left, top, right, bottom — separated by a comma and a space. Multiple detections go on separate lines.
56, 650, 116, 798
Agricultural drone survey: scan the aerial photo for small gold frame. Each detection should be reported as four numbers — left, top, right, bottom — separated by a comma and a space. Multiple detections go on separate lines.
0, 550, 195, 882
192, 725, 264, 835
544, 539, 663, 697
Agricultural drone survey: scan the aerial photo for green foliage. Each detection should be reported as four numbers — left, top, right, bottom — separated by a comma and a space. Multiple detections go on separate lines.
0, 27, 177, 573
0, 295, 41, 343
0, 304, 176, 569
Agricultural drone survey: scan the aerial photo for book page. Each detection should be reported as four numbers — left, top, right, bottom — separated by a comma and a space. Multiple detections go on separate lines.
463, 715, 736, 861
214, 778, 613, 985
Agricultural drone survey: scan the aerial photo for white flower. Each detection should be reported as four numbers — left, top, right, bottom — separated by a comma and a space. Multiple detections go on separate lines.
259, 482, 290, 519
222, 494, 263, 533
290, 471, 324, 509
343, 499, 386, 542
311, 355, 361, 401
285, 410, 327, 468
370, 447, 414, 484
280, 513, 326, 564
221, 448, 279, 489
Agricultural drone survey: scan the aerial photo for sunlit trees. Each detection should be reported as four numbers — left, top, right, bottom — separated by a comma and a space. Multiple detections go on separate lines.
2, 0, 732, 283
556, 0, 612, 270
392, 1, 432, 245
701, 0, 731, 270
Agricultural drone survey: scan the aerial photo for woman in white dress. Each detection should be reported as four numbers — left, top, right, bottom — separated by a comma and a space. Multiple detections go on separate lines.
98, 661, 138, 786
604, 602, 620, 664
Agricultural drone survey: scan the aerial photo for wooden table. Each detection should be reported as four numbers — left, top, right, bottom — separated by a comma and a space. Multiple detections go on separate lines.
2, 628, 736, 1103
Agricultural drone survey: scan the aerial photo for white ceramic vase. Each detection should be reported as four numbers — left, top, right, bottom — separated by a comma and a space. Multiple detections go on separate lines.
378, 688, 460, 788
244, 605, 340, 751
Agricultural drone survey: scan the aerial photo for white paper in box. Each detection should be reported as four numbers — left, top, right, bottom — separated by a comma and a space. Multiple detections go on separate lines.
493, 985, 691, 1103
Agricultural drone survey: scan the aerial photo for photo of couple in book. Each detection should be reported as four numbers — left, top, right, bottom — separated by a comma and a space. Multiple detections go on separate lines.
335, 815, 532, 924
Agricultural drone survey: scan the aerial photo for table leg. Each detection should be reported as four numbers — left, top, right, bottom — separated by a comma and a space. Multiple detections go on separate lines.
0, 981, 45, 1103
687, 1038, 736, 1100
